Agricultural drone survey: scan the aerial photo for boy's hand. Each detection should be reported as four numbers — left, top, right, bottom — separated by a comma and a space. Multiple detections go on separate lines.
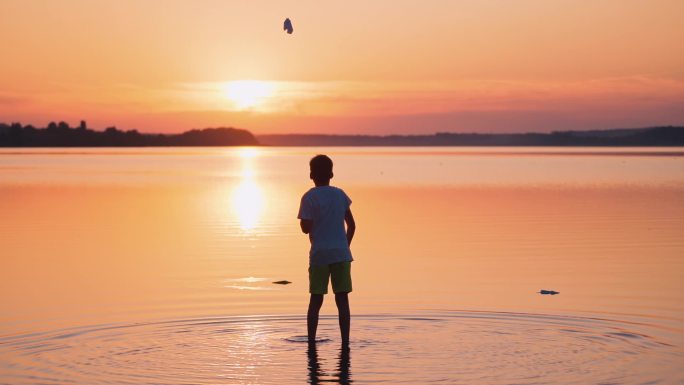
300, 219, 312, 234
345, 209, 356, 246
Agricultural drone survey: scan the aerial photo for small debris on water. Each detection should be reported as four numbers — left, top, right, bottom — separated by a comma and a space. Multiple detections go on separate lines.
273, 280, 292, 285
539, 289, 559, 295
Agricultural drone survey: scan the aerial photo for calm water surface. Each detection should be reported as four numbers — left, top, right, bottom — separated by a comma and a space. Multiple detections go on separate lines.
1, 147, 683, 384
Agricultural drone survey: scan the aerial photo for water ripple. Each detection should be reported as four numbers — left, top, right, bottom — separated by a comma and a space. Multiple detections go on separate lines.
0, 311, 681, 384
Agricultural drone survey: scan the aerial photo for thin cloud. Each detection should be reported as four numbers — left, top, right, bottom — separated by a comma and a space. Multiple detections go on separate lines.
3, 76, 683, 133
0, 93, 30, 106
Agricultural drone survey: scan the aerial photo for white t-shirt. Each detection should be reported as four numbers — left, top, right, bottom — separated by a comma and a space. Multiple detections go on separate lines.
297, 186, 353, 266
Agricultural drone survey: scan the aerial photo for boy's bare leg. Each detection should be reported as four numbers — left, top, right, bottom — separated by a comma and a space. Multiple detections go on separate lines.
307, 294, 324, 343
334, 292, 350, 345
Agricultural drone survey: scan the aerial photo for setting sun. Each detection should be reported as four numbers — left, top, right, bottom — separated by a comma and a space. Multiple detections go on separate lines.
222, 81, 275, 110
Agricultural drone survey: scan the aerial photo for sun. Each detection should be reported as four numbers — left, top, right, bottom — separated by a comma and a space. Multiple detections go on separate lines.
222, 80, 275, 110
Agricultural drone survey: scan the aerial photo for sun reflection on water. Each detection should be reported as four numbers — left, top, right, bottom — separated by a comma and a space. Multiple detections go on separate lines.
231, 148, 265, 231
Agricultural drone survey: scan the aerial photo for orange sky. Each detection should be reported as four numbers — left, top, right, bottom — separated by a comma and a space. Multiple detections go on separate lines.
1, 0, 683, 134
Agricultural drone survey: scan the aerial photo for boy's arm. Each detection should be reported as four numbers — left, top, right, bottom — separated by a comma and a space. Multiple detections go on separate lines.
300, 219, 312, 234
298, 194, 312, 234
344, 209, 356, 246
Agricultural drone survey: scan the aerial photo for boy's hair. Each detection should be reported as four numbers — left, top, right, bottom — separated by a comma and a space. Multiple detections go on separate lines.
310, 154, 333, 180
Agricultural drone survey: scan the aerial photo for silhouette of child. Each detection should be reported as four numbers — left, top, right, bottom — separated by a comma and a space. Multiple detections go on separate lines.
298, 155, 356, 345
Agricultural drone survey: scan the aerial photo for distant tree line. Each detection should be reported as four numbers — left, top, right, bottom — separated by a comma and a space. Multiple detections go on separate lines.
0, 121, 259, 147
2, 121, 683, 147
258, 126, 684, 146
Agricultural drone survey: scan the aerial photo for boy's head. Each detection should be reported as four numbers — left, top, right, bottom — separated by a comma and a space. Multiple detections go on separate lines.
309, 154, 333, 184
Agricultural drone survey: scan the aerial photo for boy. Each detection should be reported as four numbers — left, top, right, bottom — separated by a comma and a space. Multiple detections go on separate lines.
298, 154, 356, 345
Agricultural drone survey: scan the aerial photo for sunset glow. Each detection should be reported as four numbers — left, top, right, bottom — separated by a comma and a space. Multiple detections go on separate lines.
222, 81, 276, 111
232, 177, 264, 231
0, 1, 682, 134
1, 1, 683, 382
232, 148, 264, 231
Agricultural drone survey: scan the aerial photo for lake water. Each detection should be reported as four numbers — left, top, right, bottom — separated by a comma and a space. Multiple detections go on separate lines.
1, 147, 683, 384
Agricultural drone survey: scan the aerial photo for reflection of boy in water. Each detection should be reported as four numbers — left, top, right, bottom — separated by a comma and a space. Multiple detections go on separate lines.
298, 155, 356, 345
308, 344, 352, 384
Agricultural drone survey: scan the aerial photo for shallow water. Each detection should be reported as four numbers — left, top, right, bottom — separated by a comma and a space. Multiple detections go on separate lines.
1, 147, 683, 383
1, 312, 682, 384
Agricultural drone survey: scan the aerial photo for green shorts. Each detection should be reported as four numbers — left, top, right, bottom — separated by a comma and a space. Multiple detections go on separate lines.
309, 261, 352, 295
